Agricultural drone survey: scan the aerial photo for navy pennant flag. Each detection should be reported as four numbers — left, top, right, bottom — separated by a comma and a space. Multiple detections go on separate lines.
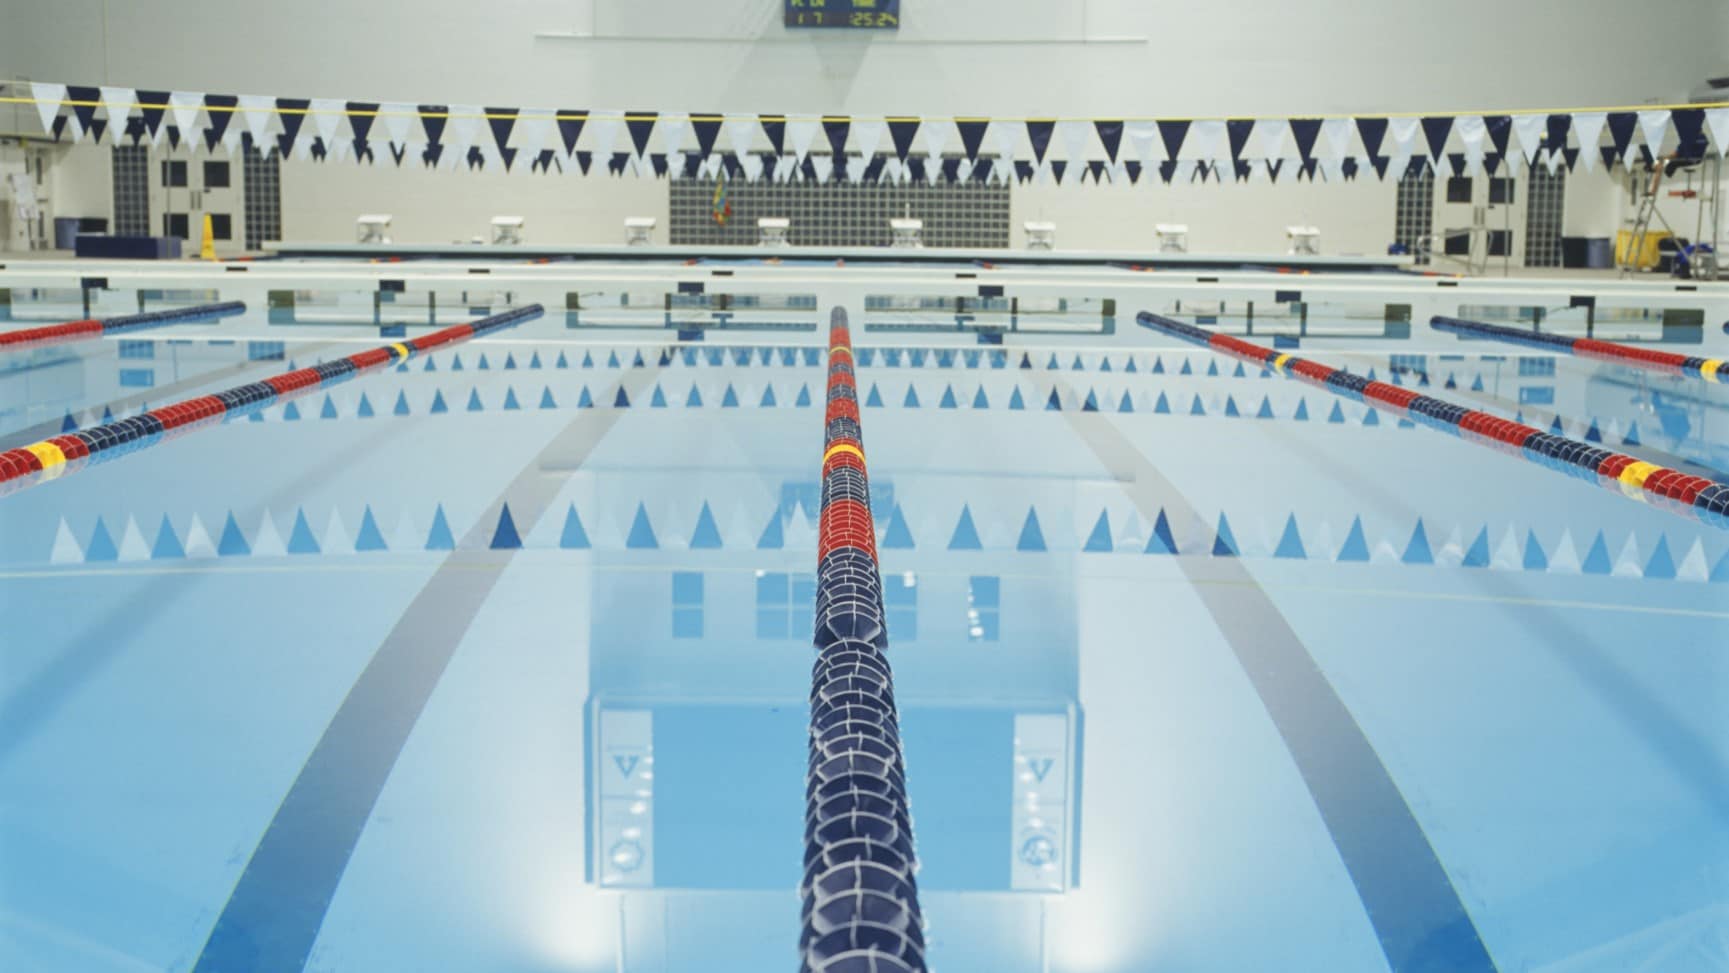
1289, 118, 1322, 165
956, 118, 989, 160
556, 109, 586, 156
203, 94, 240, 152
690, 114, 724, 160
1157, 120, 1190, 161
1025, 119, 1056, 164
822, 116, 852, 161
887, 117, 920, 162
759, 115, 788, 155
345, 101, 379, 159
1227, 119, 1255, 163
1094, 120, 1124, 163
486, 106, 519, 169
66, 85, 101, 139
276, 98, 311, 158
1421, 116, 1453, 162
625, 111, 658, 160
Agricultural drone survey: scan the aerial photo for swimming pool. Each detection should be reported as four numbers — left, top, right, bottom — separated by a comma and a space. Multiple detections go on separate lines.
1, 256, 1725, 972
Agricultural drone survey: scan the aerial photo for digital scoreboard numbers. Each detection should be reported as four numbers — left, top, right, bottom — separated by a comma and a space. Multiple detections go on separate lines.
785, 0, 900, 29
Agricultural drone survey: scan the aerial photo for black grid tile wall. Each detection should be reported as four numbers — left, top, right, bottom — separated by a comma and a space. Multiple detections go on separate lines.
1523, 169, 1565, 268
242, 142, 281, 250
110, 145, 150, 237
1393, 162, 1435, 266
670, 166, 1010, 248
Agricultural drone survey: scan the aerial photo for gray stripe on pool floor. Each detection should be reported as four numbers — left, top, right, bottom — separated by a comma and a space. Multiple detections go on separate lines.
191, 356, 666, 973
1060, 403, 1498, 973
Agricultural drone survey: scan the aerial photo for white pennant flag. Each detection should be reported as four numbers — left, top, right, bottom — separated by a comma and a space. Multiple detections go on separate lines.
1544, 143, 1565, 174
1708, 108, 1729, 158
515, 107, 553, 161
741, 152, 764, 182
1455, 115, 1487, 174
724, 114, 759, 155
1125, 120, 1160, 165
1637, 109, 1671, 159
812, 153, 834, 183
1183, 119, 1227, 164
237, 94, 277, 146
1054, 119, 1093, 166
989, 120, 1019, 170
99, 86, 135, 139
921, 118, 953, 164
584, 109, 622, 162
377, 101, 414, 147
882, 156, 903, 183
658, 111, 689, 157
1387, 116, 1421, 177
308, 97, 344, 159
956, 157, 974, 183
1511, 114, 1545, 167
1252, 119, 1290, 162
1110, 159, 1130, 186
1570, 111, 1606, 172
167, 91, 204, 148
30, 82, 67, 136
1319, 117, 1354, 165
850, 117, 886, 162
785, 116, 820, 164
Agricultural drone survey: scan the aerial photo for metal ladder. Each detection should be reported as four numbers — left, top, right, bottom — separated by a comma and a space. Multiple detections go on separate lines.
1620, 162, 1672, 276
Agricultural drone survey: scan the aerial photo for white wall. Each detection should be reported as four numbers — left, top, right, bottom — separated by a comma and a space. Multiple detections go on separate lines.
3, 0, 1722, 118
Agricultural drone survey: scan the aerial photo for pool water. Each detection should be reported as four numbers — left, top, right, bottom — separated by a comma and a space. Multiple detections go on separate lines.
0, 290, 1726, 972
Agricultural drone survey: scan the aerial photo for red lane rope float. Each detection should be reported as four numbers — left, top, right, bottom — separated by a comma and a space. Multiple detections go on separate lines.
0, 301, 246, 352
1432, 315, 1727, 384
1137, 312, 1729, 530
802, 308, 927, 973
0, 304, 544, 497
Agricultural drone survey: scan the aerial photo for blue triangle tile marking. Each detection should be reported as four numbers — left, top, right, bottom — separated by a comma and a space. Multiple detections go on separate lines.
1585, 419, 1602, 442
1146, 510, 1178, 554
1118, 391, 1134, 413
1444, 373, 1457, 389
1206, 360, 1219, 377
477, 353, 491, 370
101, 405, 114, 423
796, 385, 812, 407
965, 350, 982, 369
504, 352, 517, 370
1232, 362, 1246, 378
490, 504, 522, 549
1403, 520, 1434, 565
503, 388, 521, 410
1212, 513, 1239, 557
1224, 396, 1240, 418
287, 509, 320, 554
1392, 371, 1404, 386
248, 410, 264, 423
217, 513, 251, 557
1047, 353, 1060, 370
1180, 359, 1193, 375
430, 390, 449, 414
1046, 389, 1063, 411
1274, 514, 1306, 559
904, 385, 922, 408
1470, 375, 1485, 392
613, 387, 631, 408
1327, 401, 1346, 424
937, 350, 955, 369
607, 350, 621, 368
1125, 357, 1139, 374
151, 515, 185, 559
1154, 392, 1171, 414
882, 506, 915, 549
1462, 527, 1491, 568
1581, 532, 1612, 574
1189, 395, 1206, 416
1522, 530, 1548, 571
530, 351, 542, 369
467, 388, 484, 412
1622, 422, 1642, 446
757, 511, 785, 549
760, 385, 777, 407
1363, 408, 1380, 426
1083, 512, 1113, 552
634, 350, 647, 368
320, 395, 339, 419
939, 385, 958, 409
1293, 399, 1309, 421
650, 385, 668, 408
1100, 357, 1113, 373
1645, 536, 1676, 580
1152, 356, 1166, 374
626, 504, 659, 549
424, 356, 438, 372
283, 400, 301, 421
974, 387, 991, 409
1365, 368, 1378, 382
559, 505, 591, 549
85, 517, 118, 562
540, 387, 557, 409
865, 384, 883, 407
690, 502, 723, 549
948, 506, 983, 550
1083, 390, 1099, 412
1256, 397, 1275, 419
582, 351, 594, 368
721, 384, 739, 407
556, 351, 569, 368
686, 385, 703, 407
1549, 416, 1564, 436
705, 349, 723, 366
1072, 354, 1085, 371
990, 351, 1007, 370
1514, 411, 1526, 425
393, 391, 411, 416
1019, 353, 1033, 369
1009, 387, 1026, 410
358, 394, 379, 419
1016, 508, 1046, 552
355, 506, 387, 551
754, 348, 769, 367
61, 411, 76, 433
452, 353, 465, 371
1337, 517, 1370, 562
1398, 417, 1416, 429
425, 505, 455, 550
1418, 372, 1430, 387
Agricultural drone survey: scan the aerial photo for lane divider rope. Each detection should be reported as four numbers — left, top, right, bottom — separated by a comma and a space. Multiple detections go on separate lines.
0, 305, 544, 497
1431, 315, 1727, 384
802, 307, 928, 973
0, 301, 246, 351
1137, 312, 1729, 531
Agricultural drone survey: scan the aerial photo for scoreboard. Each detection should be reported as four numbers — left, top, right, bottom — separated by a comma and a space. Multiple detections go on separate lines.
785, 0, 900, 29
